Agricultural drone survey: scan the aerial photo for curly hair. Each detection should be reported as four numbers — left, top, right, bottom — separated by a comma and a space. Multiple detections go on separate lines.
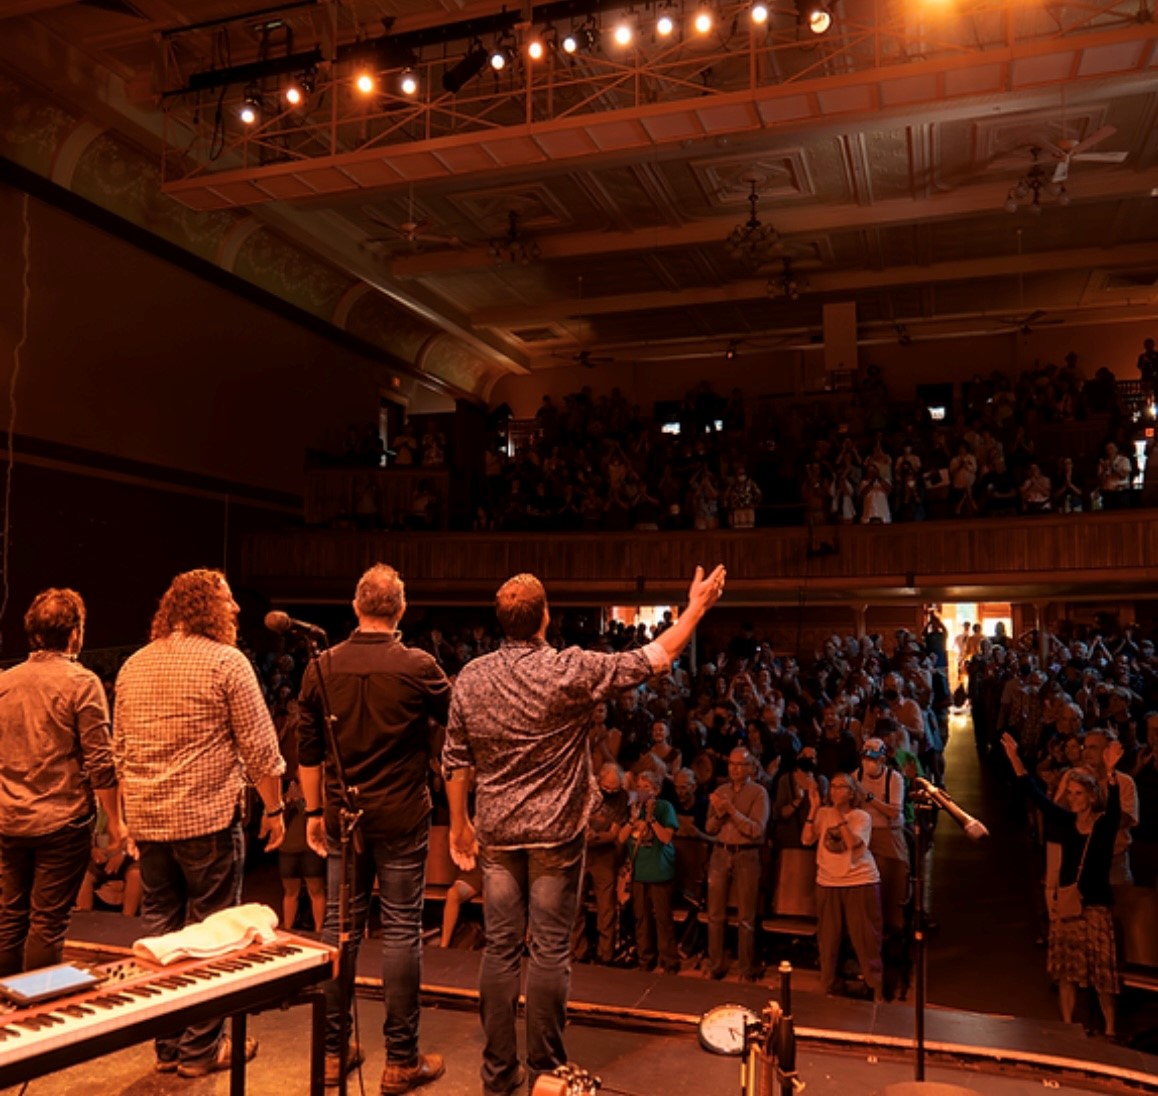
495, 573, 546, 641
25, 588, 85, 652
151, 569, 237, 645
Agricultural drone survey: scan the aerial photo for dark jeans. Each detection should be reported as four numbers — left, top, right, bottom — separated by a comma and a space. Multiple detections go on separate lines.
479, 834, 584, 1095
322, 823, 427, 1065
707, 845, 761, 978
138, 823, 245, 1068
632, 879, 678, 970
0, 816, 93, 976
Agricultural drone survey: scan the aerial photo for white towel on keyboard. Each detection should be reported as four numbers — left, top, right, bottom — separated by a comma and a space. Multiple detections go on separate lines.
133, 903, 280, 966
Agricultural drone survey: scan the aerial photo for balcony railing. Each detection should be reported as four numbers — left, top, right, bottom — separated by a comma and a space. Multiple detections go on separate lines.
242, 505, 1158, 605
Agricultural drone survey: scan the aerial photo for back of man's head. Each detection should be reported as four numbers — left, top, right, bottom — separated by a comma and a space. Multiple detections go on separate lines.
354, 563, 405, 624
25, 588, 85, 652
151, 569, 235, 645
495, 573, 546, 640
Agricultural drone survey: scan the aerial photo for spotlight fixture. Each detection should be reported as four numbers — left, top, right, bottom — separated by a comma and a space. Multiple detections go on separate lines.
442, 42, 488, 93
527, 33, 545, 60
693, 5, 714, 34
612, 16, 634, 46
354, 70, 376, 95
399, 68, 419, 96
561, 29, 579, 53
238, 85, 262, 125
570, 17, 599, 52
724, 340, 739, 361
767, 258, 807, 301
284, 66, 316, 107
795, 0, 833, 34
751, 1, 770, 23
726, 176, 780, 265
656, 8, 676, 36
489, 30, 517, 71
284, 83, 303, 106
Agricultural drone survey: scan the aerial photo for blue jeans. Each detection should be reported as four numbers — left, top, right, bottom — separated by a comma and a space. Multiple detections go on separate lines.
0, 816, 94, 976
322, 822, 427, 1065
479, 835, 584, 1095
137, 822, 245, 1067
707, 845, 761, 978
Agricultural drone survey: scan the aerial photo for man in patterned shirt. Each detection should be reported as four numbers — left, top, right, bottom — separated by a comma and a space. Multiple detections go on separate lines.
114, 569, 286, 1079
444, 563, 726, 1096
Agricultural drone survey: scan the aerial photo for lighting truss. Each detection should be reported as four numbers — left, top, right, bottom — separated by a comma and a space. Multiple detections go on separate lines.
156, 0, 1154, 204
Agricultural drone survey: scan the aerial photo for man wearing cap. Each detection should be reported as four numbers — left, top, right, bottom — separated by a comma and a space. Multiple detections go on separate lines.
858, 738, 909, 999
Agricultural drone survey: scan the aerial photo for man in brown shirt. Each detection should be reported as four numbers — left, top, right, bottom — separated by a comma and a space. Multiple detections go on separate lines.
0, 588, 123, 975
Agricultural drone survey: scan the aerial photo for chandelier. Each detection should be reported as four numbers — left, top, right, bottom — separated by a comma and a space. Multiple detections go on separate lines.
488, 211, 541, 265
1004, 148, 1070, 215
767, 258, 807, 301
726, 177, 780, 265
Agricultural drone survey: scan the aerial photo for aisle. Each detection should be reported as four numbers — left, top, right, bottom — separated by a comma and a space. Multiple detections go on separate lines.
925, 709, 1060, 1019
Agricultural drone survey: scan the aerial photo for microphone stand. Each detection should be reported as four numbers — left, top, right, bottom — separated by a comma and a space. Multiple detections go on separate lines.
303, 634, 363, 1096
908, 781, 989, 1085
909, 792, 935, 1082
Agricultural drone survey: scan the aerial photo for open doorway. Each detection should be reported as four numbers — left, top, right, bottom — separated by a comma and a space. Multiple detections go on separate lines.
940, 601, 1012, 688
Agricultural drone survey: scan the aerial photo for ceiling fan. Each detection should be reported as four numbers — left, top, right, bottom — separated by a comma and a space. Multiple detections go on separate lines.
364, 212, 460, 249
551, 348, 618, 368
1036, 125, 1127, 183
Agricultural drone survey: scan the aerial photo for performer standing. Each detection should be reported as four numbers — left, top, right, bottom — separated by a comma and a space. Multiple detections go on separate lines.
444, 564, 726, 1096
114, 569, 286, 1078
0, 588, 123, 975
297, 563, 450, 1094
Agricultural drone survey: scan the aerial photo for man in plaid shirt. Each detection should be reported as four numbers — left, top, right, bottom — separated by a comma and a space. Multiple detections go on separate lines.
114, 569, 286, 1079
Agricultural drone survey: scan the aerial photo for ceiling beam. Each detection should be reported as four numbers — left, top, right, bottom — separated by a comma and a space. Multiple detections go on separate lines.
395, 167, 1158, 279
471, 241, 1158, 327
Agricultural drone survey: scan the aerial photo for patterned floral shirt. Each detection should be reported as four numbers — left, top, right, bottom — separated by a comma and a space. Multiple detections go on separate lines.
444, 639, 668, 849
114, 633, 284, 842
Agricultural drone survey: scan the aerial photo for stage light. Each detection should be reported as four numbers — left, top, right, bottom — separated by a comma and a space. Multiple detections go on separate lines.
442, 43, 488, 93
489, 30, 516, 71
751, 1, 770, 23
613, 20, 633, 46
527, 35, 545, 60
399, 68, 419, 96
355, 70, 376, 95
562, 30, 579, 53
284, 84, 303, 106
656, 12, 675, 36
238, 85, 261, 125
796, 0, 833, 34
693, 6, 714, 34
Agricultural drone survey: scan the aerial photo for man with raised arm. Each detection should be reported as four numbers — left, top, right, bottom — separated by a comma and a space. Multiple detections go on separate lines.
443, 564, 726, 1096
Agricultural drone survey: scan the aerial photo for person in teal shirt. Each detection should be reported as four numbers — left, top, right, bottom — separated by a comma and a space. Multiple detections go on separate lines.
618, 770, 679, 972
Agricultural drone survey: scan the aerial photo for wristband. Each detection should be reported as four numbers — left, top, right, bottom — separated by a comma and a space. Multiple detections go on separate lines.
304, 807, 324, 818
265, 804, 285, 818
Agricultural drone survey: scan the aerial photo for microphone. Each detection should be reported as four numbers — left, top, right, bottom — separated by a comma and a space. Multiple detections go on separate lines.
912, 777, 989, 841
263, 611, 327, 641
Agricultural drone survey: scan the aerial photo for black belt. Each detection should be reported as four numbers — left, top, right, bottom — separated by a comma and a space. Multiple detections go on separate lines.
720, 842, 761, 853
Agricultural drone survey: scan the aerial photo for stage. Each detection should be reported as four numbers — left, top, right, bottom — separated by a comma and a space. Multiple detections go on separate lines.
14, 910, 1153, 1096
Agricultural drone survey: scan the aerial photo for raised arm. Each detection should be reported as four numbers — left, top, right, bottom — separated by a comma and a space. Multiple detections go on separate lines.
653, 565, 727, 664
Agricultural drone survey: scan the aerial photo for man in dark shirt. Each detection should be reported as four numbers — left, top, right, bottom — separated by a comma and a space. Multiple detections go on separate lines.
444, 564, 725, 1096
298, 564, 451, 1095
0, 588, 124, 976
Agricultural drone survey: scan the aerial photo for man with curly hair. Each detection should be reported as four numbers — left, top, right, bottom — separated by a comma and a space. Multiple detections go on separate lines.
0, 588, 124, 975
114, 569, 286, 1079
